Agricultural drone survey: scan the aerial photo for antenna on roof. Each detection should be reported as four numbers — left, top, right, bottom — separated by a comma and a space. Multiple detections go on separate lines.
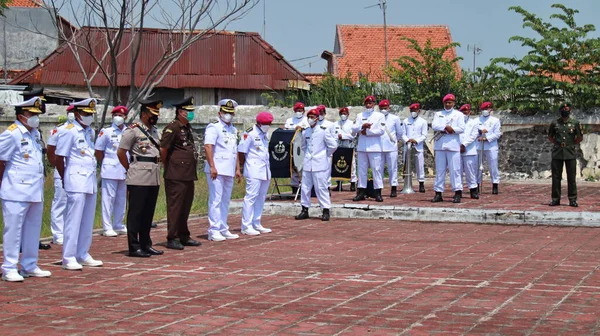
467, 44, 482, 79
365, 0, 388, 82
262, 0, 266, 39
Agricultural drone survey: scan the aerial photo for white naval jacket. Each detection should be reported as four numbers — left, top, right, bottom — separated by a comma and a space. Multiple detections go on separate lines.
301, 124, 338, 172
476, 115, 502, 151
204, 119, 238, 177
333, 118, 355, 148
48, 121, 73, 180
431, 108, 465, 152
238, 125, 270, 181
460, 117, 480, 156
95, 124, 127, 180
402, 116, 428, 152
55, 120, 97, 194
381, 113, 404, 152
284, 115, 309, 130
351, 110, 385, 152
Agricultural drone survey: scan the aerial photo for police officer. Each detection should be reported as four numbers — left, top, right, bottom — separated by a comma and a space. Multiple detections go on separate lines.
284, 102, 309, 195
160, 97, 202, 250
55, 98, 103, 270
476, 102, 502, 195
295, 109, 338, 221
95, 106, 128, 237
431, 94, 465, 203
352, 95, 386, 202
238, 111, 274, 235
117, 99, 164, 258
548, 103, 583, 207
402, 103, 429, 193
458, 104, 481, 199
333, 107, 357, 191
0, 97, 51, 281
204, 99, 242, 242
378, 99, 403, 198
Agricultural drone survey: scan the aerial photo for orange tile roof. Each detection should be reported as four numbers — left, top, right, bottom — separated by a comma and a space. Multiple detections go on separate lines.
303, 73, 326, 84
7, 0, 41, 7
330, 24, 460, 82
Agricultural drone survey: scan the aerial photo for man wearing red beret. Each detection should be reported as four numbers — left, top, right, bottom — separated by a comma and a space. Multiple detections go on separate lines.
332, 107, 357, 191
476, 101, 502, 195
378, 99, 404, 197
458, 104, 481, 199
402, 103, 428, 192
284, 102, 309, 194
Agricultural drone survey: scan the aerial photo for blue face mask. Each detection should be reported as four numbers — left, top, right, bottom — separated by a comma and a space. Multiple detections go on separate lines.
186, 111, 195, 121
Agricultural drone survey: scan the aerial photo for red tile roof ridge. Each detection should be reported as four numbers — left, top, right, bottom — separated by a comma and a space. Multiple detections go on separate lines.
337, 24, 450, 28
7, 0, 41, 7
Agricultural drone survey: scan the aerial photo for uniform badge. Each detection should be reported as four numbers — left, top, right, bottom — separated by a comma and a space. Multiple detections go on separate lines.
141, 147, 147, 154
243, 133, 248, 140
24, 153, 29, 159
80, 149, 86, 155
99, 130, 104, 137
183, 142, 187, 146
335, 156, 349, 174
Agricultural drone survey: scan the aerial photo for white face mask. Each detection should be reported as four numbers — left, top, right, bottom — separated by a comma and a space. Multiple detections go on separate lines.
308, 118, 317, 126
340, 115, 348, 121
381, 109, 389, 116
113, 116, 125, 126
80, 115, 94, 126
365, 108, 374, 113
221, 112, 233, 123
23, 115, 40, 128
294, 111, 303, 119
318, 115, 325, 121
260, 125, 270, 133
410, 111, 418, 119
481, 110, 490, 117
67, 112, 75, 122
444, 107, 453, 112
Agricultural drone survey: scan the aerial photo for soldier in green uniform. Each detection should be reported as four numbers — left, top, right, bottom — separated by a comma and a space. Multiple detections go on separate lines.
548, 103, 583, 207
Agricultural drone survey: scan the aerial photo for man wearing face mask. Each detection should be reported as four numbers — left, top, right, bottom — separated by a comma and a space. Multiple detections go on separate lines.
94, 106, 129, 238
0, 97, 52, 281
204, 99, 242, 242
352, 95, 386, 202
458, 104, 481, 199
46, 105, 75, 246
160, 97, 202, 250
476, 102, 502, 195
402, 103, 429, 193
55, 98, 103, 270
548, 103, 583, 207
431, 94, 465, 203
238, 111, 274, 235
284, 102, 308, 195
333, 107, 357, 191
378, 99, 404, 198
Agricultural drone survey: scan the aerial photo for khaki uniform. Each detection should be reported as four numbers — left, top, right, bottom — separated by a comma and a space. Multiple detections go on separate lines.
548, 117, 582, 202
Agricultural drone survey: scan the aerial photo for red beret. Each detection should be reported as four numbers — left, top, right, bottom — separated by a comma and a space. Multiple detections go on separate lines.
306, 108, 319, 118
378, 99, 390, 108
317, 104, 327, 113
111, 105, 128, 115
256, 111, 274, 124
339, 107, 349, 114
459, 104, 471, 112
66, 104, 74, 112
442, 94, 456, 102
363, 95, 376, 104
480, 101, 493, 110
293, 102, 305, 111
409, 103, 421, 110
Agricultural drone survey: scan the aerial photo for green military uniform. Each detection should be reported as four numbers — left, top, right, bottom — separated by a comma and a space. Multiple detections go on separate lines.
548, 110, 583, 205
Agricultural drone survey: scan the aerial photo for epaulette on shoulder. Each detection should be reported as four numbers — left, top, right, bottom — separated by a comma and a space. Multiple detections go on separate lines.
7, 123, 17, 131
212, 120, 219, 124
246, 127, 253, 133
65, 124, 75, 129
320, 126, 327, 129
128, 123, 139, 129
56, 122, 65, 128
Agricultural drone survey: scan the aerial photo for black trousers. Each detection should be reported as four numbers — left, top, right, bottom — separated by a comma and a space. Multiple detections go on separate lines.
165, 179, 194, 242
127, 185, 160, 252
551, 158, 577, 201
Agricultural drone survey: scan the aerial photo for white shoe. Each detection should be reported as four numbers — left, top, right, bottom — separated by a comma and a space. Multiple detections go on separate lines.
254, 225, 272, 233
80, 258, 103, 267
20, 268, 51, 278
2, 272, 24, 282
221, 231, 239, 240
115, 228, 127, 235
53, 237, 63, 245
102, 230, 118, 237
208, 232, 226, 242
62, 262, 83, 270
241, 228, 261, 236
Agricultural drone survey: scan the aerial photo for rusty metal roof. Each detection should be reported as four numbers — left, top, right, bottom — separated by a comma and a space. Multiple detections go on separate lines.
11, 27, 308, 90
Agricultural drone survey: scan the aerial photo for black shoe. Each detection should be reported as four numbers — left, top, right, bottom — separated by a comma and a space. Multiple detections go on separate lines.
477, 184, 480, 194
492, 183, 499, 195
470, 188, 479, 199
321, 209, 330, 221
151, 222, 157, 228
419, 182, 425, 193
129, 249, 151, 258
291, 186, 298, 195
166, 240, 185, 250
549, 200, 560, 206
353, 188, 366, 202
390, 186, 397, 198
295, 206, 309, 220
569, 200, 578, 207
39, 242, 51, 250
182, 239, 202, 247
431, 192, 443, 202
143, 247, 164, 255
350, 182, 356, 192
375, 189, 383, 202
452, 190, 462, 203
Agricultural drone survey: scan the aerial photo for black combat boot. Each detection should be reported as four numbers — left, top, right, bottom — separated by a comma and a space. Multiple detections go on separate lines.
295, 206, 309, 220
321, 209, 330, 221
452, 190, 462, 203
492, 183, 499, 195
431, 192, 443, 202
350, 182, 356, 191
419, 182, 425, 193
390, 186, 397, 198
470, 188, 479, 199
375, 189, 383, 202
353, 188, 366, 201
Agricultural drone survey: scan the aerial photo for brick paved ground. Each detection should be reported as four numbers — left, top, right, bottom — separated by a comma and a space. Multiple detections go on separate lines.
1, 181, 600, 335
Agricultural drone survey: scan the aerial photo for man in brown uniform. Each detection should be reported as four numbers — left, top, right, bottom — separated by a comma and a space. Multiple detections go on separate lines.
160, 96, 201, 250
117, 99, 164, 258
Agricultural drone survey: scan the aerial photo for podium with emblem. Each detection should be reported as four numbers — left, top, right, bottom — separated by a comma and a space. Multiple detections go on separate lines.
268, 128, 299, 199
331, 147, 354, 181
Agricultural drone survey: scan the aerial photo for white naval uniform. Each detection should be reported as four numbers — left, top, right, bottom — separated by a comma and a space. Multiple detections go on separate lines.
318, 119, 335, 186
431, 109, 465, 192
300, 124, 338, 209
205, 119, 238, 237
476, 115, 502, 184
333, 118, 357, 183
351, 110, 385, 189
284, 115, 309, 188
238, 125, 271, 232
460, 117, 480, 189
55, 120, 98, 266
47, 122, 72, 242
402, 116, 428, 182
380, 112, 404, 187
0, 121, 45, 276
95, 124, 127, 233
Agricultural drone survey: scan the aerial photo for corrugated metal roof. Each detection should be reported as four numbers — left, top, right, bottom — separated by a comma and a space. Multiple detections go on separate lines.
11, 27, 308, 90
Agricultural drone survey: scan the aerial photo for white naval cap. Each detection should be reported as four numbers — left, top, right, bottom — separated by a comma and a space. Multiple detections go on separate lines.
218, 99, 238, 113
13, 96, 43, 113
72, 98, 98, 113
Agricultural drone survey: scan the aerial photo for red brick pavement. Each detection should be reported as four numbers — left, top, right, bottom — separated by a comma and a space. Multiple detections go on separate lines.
2, 210, 600, 335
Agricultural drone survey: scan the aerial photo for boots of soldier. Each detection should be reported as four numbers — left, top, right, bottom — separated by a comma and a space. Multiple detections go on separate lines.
419, 182, 425, 193
431, 192, 443, 202
470, 188, 479, 199
492, 183, 499, 195
353, 188, 366, 201
375, 189, 383, 202
390, 186, 397, 198
321, 208, 330, 221
291, 186, 299, 196
453, 190, 462, 203
336, 181, 343, 192
295, 206, 309, 220
350, 182, 356, 192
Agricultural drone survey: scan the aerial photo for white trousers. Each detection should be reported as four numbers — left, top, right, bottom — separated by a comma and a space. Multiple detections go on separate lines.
301, 170, 331, 209
101, 178, 127, 232
461, 155, 479, 189
63, 192, 97, 265
241, 178, 270, 231
1, 200, 42, 274
434, 150, 462, 192
51, 177, 66, 241
357, 152, 383, 189
478, 149, 500, 184
381, 151, 399, 187
206, 173, 233, 235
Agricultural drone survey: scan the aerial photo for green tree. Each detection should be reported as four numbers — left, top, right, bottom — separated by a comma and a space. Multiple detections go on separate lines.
0, 0, 8, 17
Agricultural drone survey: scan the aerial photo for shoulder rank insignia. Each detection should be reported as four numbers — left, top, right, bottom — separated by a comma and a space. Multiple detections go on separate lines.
7, 123, 17, 131
212, 120, 219, 124
56, 122, 65, 128
65, 124, 75, 129
246, 127, 253, 133
165, 128, 173, 133
320, 126, 326, 129
128, 123, 139, 129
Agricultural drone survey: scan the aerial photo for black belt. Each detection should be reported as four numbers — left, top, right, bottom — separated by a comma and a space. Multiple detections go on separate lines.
131, 156, 160, 163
